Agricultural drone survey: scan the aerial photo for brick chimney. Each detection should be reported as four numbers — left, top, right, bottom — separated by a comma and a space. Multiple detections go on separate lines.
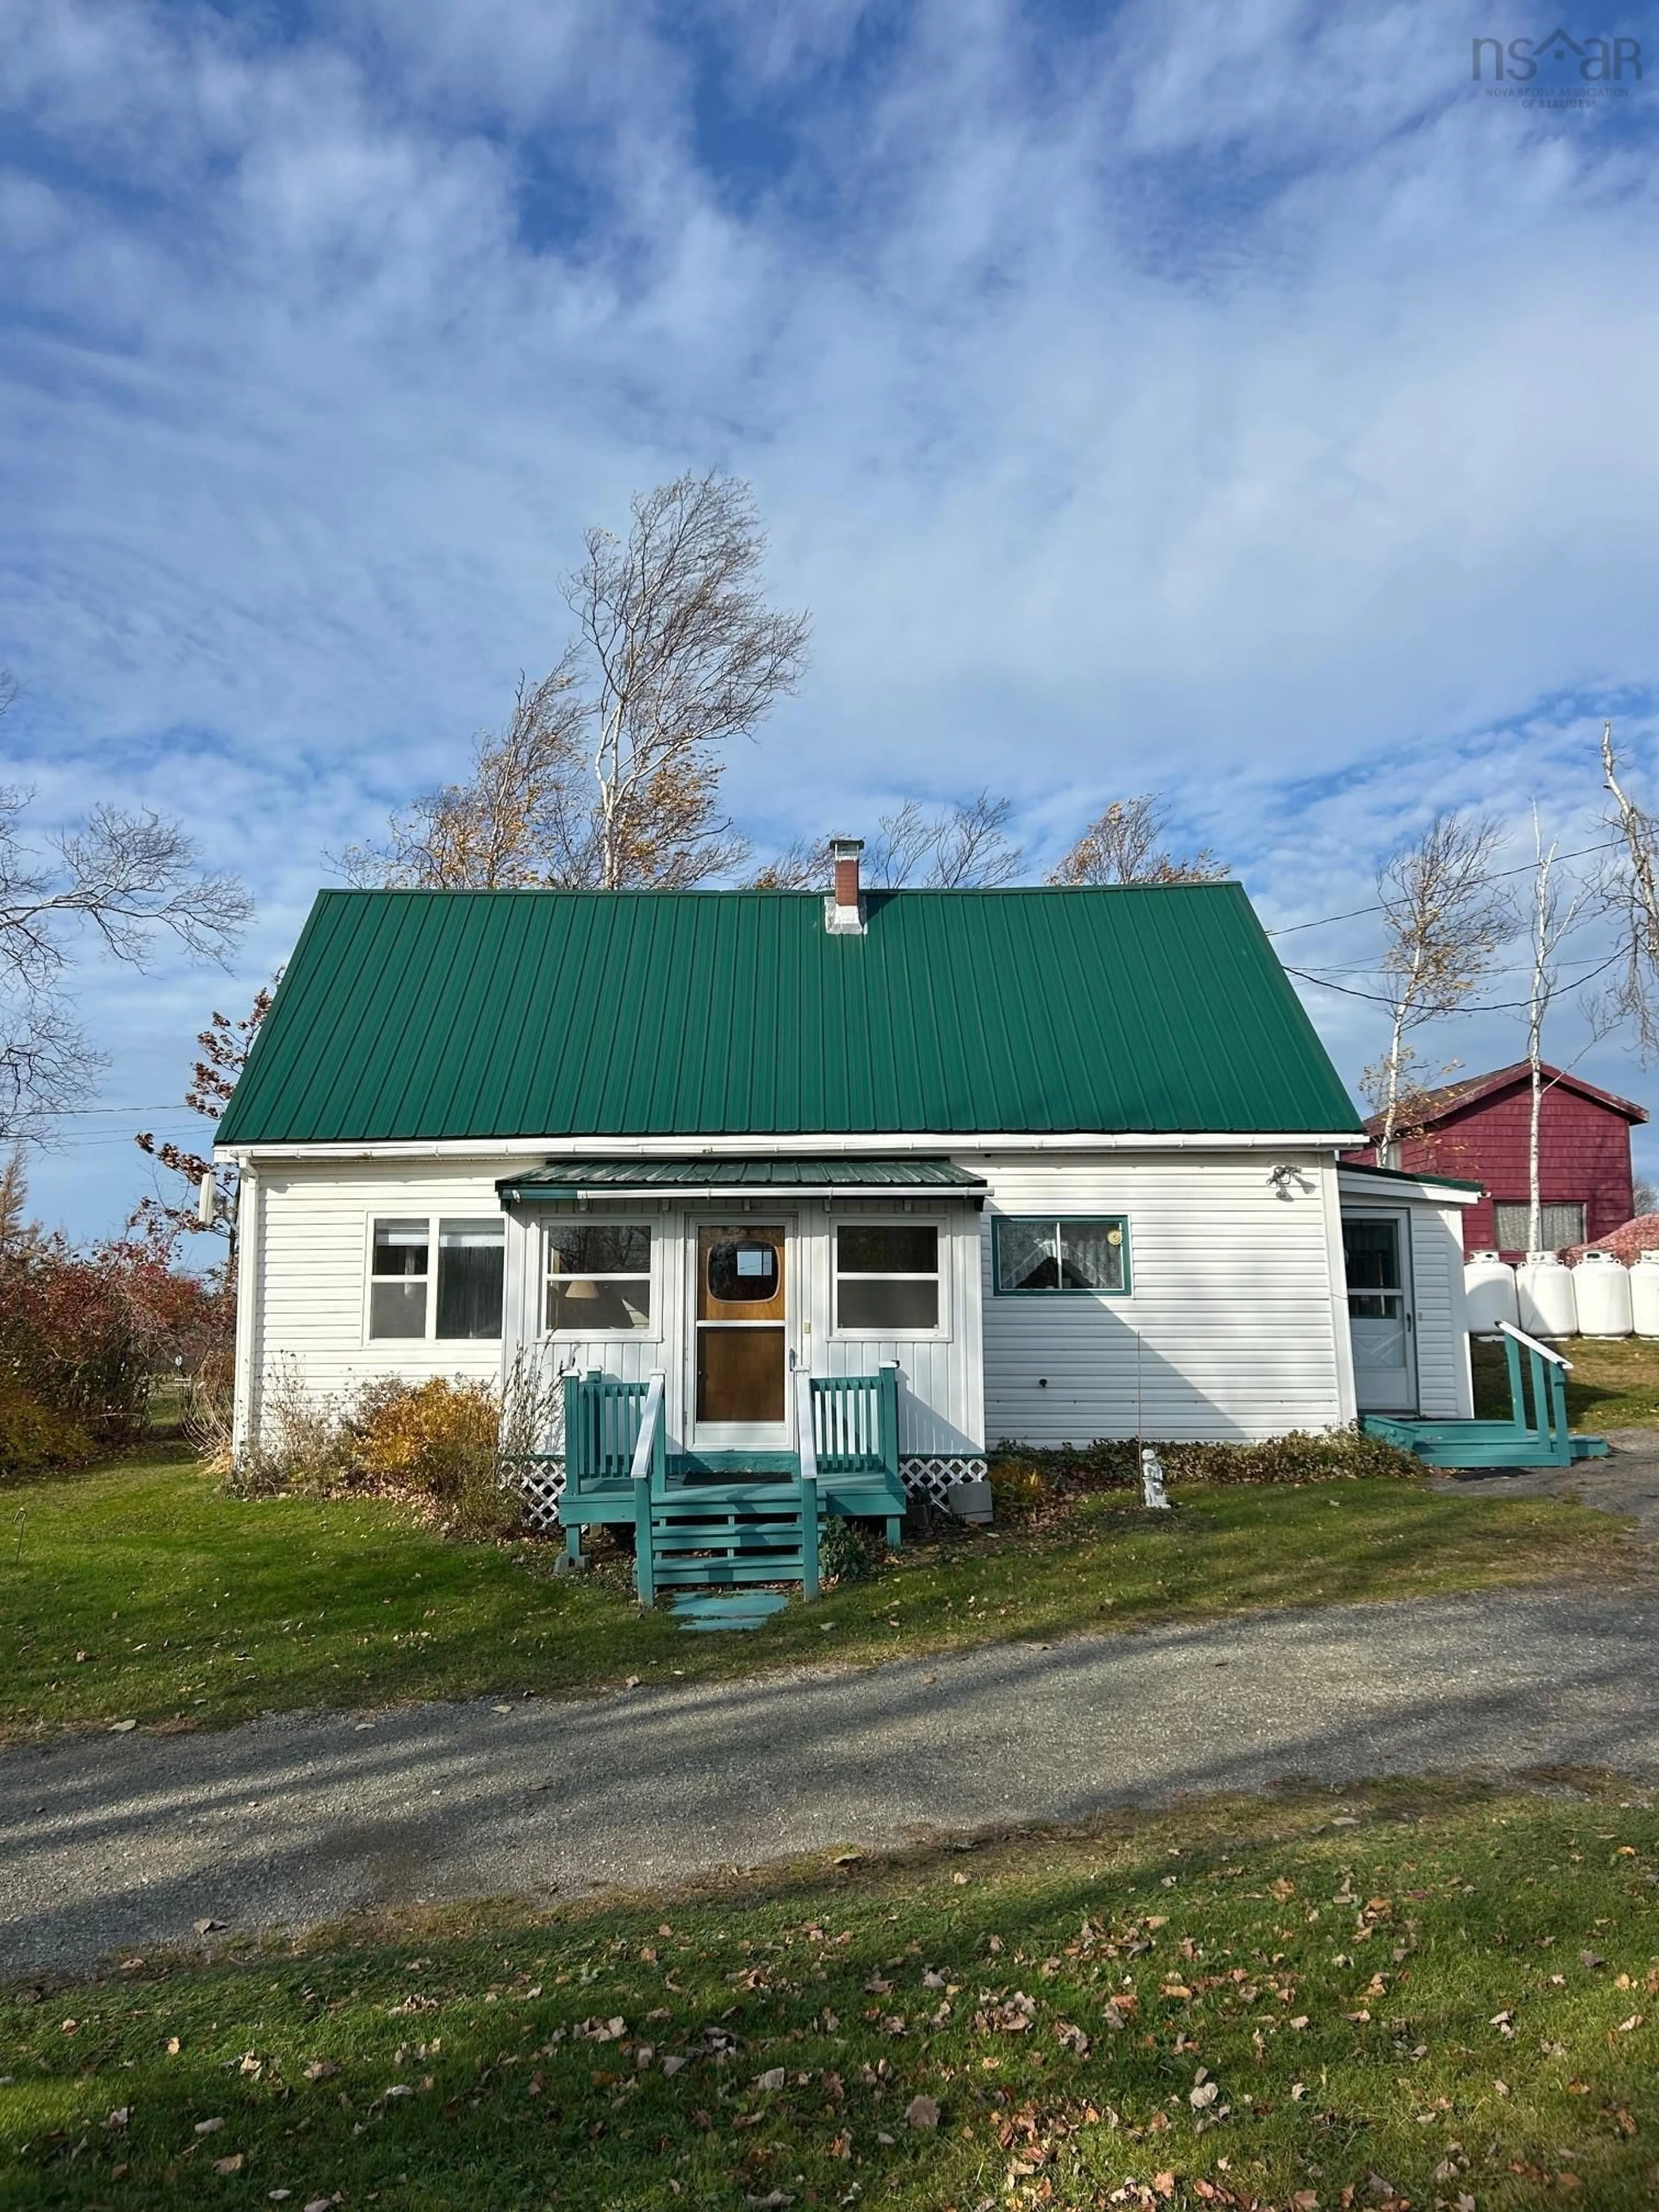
826, 836, 866, 935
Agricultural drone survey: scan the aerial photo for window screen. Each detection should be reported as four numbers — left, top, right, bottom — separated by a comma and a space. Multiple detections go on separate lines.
436, 1219, 505, 1339
1492, 1201, 1586, 1252
546, 1224, 652, 1333
994, 1217, 1128, 1294
834, 1224, 939, 1330
370, 1220, 429, 1338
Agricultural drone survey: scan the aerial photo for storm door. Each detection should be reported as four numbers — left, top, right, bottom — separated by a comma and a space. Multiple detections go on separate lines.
1342, 1210, 1418, 1413
693, 1224, 789, 1438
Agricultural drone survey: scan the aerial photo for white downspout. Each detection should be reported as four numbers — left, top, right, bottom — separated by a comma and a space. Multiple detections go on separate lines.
231, 1167, 262, 1461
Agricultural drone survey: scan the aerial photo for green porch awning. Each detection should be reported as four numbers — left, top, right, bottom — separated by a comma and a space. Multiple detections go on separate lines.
497, 1157, 988, 1205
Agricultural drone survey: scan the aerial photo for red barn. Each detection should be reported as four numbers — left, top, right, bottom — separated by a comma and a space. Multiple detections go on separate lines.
1345, 1062, 1647, 1259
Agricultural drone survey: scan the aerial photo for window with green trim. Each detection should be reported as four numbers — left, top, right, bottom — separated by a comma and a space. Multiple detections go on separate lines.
993, 1216, 1129, 1295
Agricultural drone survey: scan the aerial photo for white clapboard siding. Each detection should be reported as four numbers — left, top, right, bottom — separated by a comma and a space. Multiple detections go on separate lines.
498, 1194, 985, 1458
242, 1163, 512, 1445
966, 1150, 1347, 1446
239, 1150, 1366, 1458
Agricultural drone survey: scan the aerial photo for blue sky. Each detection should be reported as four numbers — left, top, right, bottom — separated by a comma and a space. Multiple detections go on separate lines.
3, 0, 1659, 1239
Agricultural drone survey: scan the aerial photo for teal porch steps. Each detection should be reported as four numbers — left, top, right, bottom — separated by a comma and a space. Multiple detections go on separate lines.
647, 1492, 810, 1594
1361, 1322, 1609, 1472
1362, 1411, 1609, 1470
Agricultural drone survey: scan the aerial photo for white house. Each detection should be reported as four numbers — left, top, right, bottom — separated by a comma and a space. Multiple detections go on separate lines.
214, 846, 1475, 1591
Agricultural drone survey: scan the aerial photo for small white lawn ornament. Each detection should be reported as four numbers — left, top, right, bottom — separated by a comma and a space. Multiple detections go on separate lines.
1140, 1445, 1171, 1511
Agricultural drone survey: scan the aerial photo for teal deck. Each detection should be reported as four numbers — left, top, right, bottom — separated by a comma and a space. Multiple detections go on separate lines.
548, 1367, 906, 1614
1362, 1324, 1610, 1472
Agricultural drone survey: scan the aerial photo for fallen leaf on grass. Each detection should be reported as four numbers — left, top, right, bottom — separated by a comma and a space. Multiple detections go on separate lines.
906, 2095, 940, 2129
213, 2154, 245, 2175
756, 2067, 786, 2092
1190, 2082, 1219, 2110
302, 2061, 338, 2083
194, 2118, 225, 2136
110, 1720, 137, 1734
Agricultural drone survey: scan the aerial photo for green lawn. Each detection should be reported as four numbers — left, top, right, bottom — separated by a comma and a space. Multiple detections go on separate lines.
1479, 1335, 1659, 1431
0, 1449, 1636, 1743
5, 1781, 1657, 2209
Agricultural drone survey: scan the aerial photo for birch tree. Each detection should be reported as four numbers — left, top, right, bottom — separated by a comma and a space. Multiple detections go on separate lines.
1361, 811, 1509, 1157
566, 472, 809, 889
349, 474, 809, 892
1520, 809, 1598, 1252
1600, 719, 1659, 1056
1048, 794, 1224, 887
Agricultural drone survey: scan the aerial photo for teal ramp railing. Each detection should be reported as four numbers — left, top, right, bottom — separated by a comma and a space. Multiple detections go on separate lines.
629, 1372, 667, 1607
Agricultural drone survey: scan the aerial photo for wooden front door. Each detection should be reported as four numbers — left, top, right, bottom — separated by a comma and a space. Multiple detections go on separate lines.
695, 1224, 788, 1430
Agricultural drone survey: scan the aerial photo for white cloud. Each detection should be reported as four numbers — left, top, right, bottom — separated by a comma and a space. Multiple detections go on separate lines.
1, 0, 1657, 1231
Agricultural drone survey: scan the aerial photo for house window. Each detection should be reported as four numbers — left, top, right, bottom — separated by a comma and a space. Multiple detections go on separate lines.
370, 1220, 430, 1338
1492, 1201, 1586, 1252
369, 1217, 505, 1340
994, 1216, 1129, 1294
834, 1224, 940, 1330
546, 1224, 652, 1333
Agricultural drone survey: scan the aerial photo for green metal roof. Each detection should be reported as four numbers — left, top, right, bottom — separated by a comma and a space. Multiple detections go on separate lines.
1339, 1160, 1484, 1198
498, 1157, 989, 1203
216, 885, 1362, 1147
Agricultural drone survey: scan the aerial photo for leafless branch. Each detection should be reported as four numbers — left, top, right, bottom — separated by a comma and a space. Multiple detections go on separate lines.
0, 686, 252, 1141
1362, 810, 1511, 1154
1600, 719, 1659, 1059
866, 792, 1023, 888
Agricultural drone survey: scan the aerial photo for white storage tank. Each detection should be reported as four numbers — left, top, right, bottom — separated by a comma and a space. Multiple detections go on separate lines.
1463, 1250, 1519, 1332
1517, 1250, 1578, 1338
1631, 1251, 1659, 1337
1573, 1250, 1633, 1338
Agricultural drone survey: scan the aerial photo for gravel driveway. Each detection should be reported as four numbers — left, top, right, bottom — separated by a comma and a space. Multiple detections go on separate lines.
4, 1582, 1656, 1981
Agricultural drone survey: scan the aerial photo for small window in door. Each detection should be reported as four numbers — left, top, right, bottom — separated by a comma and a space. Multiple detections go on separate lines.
706, 1234, 780, 1306
1343, 1217, 1405, 1316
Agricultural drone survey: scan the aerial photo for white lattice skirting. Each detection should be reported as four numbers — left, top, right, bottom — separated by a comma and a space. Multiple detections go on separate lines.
517, 1464, 566, 1532
899, 1456, 989, 1506
513, 1456, 986, 1529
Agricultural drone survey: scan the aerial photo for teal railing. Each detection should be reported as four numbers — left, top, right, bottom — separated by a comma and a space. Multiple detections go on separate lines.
810, 1363, 899, 1477
1492, 1319, 1574, 1464
630, 1373, 667, 1607
563, 1371, 648, 1497
794, 1370, 821, 1600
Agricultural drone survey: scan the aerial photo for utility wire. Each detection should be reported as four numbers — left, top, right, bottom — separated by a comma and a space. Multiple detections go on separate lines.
1263, 834, 1625, 938
1285, 946, 1626, 1013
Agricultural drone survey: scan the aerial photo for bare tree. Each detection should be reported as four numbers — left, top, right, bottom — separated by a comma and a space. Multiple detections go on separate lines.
866, 792, 1023, 888
0, 672, 252, 1143
1360, 811, 1510, 1158
349, 475, 807, 892
1600, 719, 1659, 1058
751, 793, 1023, 892
131, 979, 277, 1272
1048, 794, 1225, 887
570, 471, 808, 889
1520, 808, 1599, 1252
